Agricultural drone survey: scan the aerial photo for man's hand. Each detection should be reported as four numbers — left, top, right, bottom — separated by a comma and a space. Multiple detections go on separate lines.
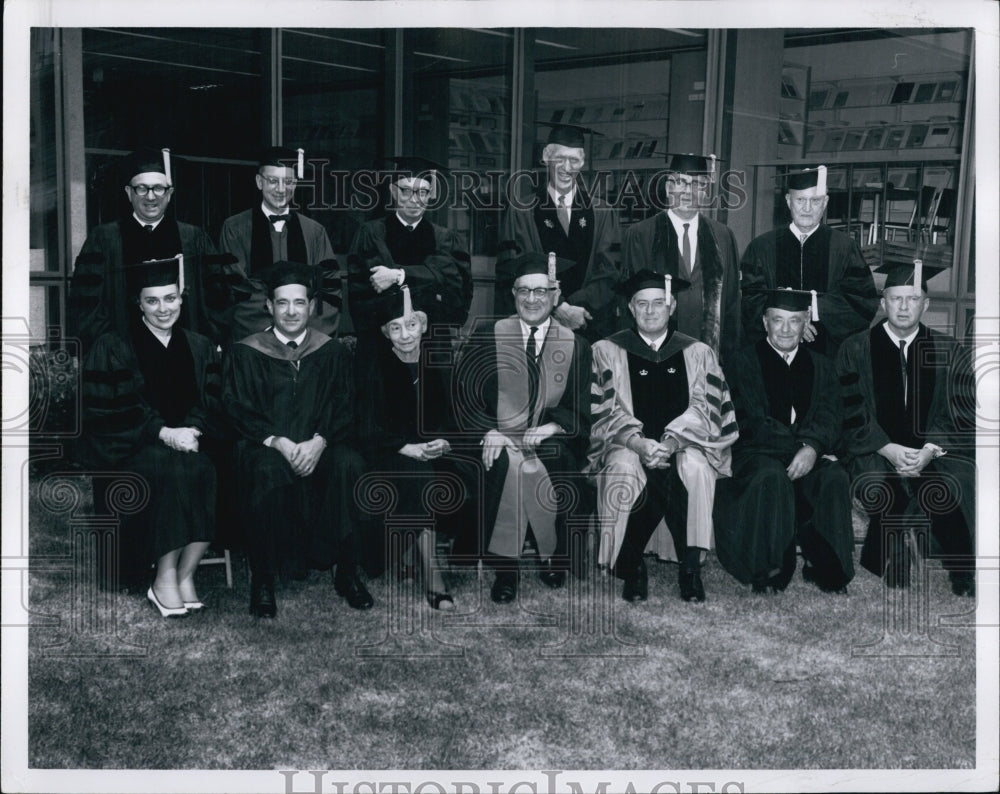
159, 426, 201, 452
422, 438, 451, 459
369, 265, 402, 293
522, 422, 561, 449
290, 435, 326, 477
481, 429, 515, 470
802, 321, 818, 343
786, 445, 818, 480
630, 436, 674, 469
878, 442, 924, 476
896, 445, 936, 477
554, 302, 592, 330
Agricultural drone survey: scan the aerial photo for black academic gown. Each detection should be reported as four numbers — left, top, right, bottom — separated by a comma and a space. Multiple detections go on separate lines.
837, 323, 975, 578
67, 217, 221, 354
451, 316, 593, 562
740, 225, 878, 358
80, 324, 222, 586
714, 340, 854, 590
222, 329, 366, 576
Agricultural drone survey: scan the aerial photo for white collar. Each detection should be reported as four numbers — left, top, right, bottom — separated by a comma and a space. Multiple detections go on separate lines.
638, 329, 669, 351
881, 322, 920, 349
767, 338, 800, 364
262, 202, 291, 222
141, 317, 172, 347
273, 327, 308, 347
667, 209, 699, 235
133, 214, 164, 231
790, 222, 819, 241
395, 213, 423, 230
519, 317, 551, 348
547, 183, 576, 207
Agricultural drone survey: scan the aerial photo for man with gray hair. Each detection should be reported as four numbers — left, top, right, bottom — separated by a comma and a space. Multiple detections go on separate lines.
495, 124, 621, 342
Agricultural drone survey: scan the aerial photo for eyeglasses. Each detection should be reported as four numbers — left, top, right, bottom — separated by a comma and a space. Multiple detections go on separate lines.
790, 197, 826, 209
514, 287, 557, 300
260, 176, 297, 188
396, 186, 432, 200
129, 184, 170, 197
885, 294, 925, 306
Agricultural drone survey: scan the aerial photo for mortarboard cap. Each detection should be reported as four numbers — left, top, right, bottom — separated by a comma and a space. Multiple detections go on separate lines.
121, 255, 185, 297
495, 251, 575, 285
261, 260, 321, 296
875, 259, 947, 293
747, 287, 820, 320
777, 165, 828, 193
123, 147, 173, 185
385, 156, 448, 179
538, 122, 603, 150
371, 284, 434, 328
664, 152, 722, 177
618, 268, 691, 301
259, 146, 305, 178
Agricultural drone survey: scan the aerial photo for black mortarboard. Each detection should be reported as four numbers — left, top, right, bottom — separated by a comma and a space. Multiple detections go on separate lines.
371, 284, 431, 328
875, 260, 947, 292
776, 165, 828, 193
121, 256, 184, 297
385, 156, 448, 178
664, 153, 722, 176
495, 251, 576, 285
259, 145, 305, 178
746, 286, 820, 320
538, 122, 603, 149
123, 147, 173, 184
618, 268, 691, 302
261, 260, 320, 296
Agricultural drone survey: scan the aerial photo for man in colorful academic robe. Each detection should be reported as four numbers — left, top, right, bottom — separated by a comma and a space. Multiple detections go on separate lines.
588, 269, 738, 603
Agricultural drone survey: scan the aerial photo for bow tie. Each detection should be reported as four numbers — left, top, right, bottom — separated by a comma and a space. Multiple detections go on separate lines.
269, 214, 289, 225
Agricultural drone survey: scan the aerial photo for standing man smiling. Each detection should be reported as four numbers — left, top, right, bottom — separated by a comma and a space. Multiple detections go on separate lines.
740, 165, 878, 357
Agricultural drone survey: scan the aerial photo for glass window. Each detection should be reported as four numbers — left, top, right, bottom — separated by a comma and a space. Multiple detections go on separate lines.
30, 29, 60, 274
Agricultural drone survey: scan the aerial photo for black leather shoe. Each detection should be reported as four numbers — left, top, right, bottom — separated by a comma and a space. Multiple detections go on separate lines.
679, 568, 706, 602
491, 570, 517, 604
334, 568, 374, 610
621, 560, 648, 602
249, 575, 277, 618
949, 570, 975, 597
539, 559, 566, 589
802, 564, 849, 594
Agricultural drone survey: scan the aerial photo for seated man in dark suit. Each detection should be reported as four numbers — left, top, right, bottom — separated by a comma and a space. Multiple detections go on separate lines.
223, 261, 373, 617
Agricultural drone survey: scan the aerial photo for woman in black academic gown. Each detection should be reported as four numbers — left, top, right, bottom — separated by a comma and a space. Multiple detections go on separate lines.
80, 258, 224, 617
355, 285, 462, 609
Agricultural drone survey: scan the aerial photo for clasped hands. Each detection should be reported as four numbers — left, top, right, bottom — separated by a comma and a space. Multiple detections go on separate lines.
369, 265, 403, 293
554, 302, 592, 331
629, 435, 677, 469
400, 439, 451, 462
159, 426, 201, 453
481, 423, 561, 470
879, 442, 937, 477
272, 435, 326, 477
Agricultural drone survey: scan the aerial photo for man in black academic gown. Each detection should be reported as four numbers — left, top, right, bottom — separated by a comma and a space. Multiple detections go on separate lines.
837, 261, 975, 595
714, 288, 855, 594
495, 124, 621, 343
67, 147, 221, 353
348, 156, 471, 344
219, 146, 341, 342
223, 261, 373, 617
741, 165, 879, 358
588, 270, 738, 603
621, 152, 742, 365
453, 253, 592, 603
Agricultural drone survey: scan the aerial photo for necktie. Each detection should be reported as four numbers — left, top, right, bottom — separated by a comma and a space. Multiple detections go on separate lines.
899, 339, 908, 406
144, 224, 154, 233
286, 340, 298, 350
269, 214, 289, 226
527, 326, 539, 361
681, 223, 692, 275
783, 352, 790, 363
557, 194, 571, 235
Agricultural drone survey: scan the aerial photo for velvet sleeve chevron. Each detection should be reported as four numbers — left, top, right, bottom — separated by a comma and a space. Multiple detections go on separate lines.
835, 331, 890, 458
181, 332, 227, 440
663, 344, 738, 476
586, 340, 643, 474
81, 333, 165, 466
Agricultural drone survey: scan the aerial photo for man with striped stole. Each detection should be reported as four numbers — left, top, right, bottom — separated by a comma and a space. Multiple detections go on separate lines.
587, 269, 738, 602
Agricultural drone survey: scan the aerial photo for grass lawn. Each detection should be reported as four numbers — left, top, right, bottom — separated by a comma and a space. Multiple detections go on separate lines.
25, 474, 976, 772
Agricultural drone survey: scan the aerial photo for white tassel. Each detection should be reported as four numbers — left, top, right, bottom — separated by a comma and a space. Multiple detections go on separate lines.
162, 148, 172, 185
297, 148, 304, 180
810, 289, 818, 322
816, 164, 827, 195
547, 251, 557, 283
664, 274, 672, 306
402, 284, 413, 319
913, 259, 923, 291
176, 254, 185, 294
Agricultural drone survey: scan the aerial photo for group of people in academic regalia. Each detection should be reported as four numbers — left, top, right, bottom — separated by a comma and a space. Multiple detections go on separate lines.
71, 131, 976, 621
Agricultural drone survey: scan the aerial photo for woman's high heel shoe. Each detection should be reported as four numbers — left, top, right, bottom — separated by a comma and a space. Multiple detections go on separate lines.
148, 587, 189, 618
425, 590, 455, 610
183, 601, 205, 612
